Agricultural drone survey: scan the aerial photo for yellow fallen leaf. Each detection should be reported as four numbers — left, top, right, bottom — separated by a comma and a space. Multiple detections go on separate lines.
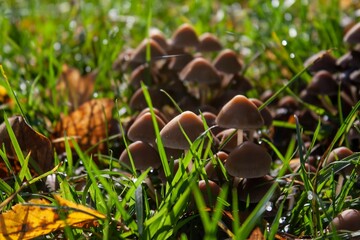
0, 195, 106, 240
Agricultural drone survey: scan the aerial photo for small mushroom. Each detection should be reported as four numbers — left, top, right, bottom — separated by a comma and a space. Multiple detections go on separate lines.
127, 112, 166, 146
225, 141, 272, 179
328, 209, 360, 232
344, 22, 360, 45
179, 57, 221, 105
130, 38, 166, 66
160, 111, 205, 150
196, 33, 223, 52
119, 141, 161, 171
303, 50, 338, 74
171, 23, 199, 49
216, 95, 264, 144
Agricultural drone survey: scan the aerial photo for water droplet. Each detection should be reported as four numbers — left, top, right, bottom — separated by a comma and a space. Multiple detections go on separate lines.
102, 39, 108, 45
266, 202, 273, 211
69, 20, 77, 29
284, 13, 292, 21
290, 53, 295, 59
284, 224, 290, 232
85, 66, 92, 73
75, 53, 82, 61
272, 0, 280, 7
53, 42, 61, 51
281, 40, 287, 46
279, 217, 286, 224
289, 28, 297, 38
307, 191, 313, 200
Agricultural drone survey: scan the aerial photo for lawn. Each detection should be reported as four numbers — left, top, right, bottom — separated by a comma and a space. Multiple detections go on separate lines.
0, 0, 360, 239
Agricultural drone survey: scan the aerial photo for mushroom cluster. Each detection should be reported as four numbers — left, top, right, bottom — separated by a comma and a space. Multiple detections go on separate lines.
114, 22, 360, 238
113, 23, 251, 116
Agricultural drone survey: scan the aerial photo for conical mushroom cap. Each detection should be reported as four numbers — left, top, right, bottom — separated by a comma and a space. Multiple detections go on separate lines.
127, 112, 166, 144
216, 95, 264, 130
179, 57, 221, 85
130, 39, 166, 64
171, 23, 199, 48
213, 49, 242, 74
160, 111, 205, 150
225, 141, 272, 178
344, 22, 360, 44
119, 141, 161, 170
197, 33, 223, 52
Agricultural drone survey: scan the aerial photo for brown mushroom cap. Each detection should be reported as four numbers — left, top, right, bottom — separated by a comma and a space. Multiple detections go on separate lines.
238, 175, 279, 203
119, 141, 161, 170
307, 70, 339, 96
216, 95, 264, 130
303, 50, 338, 73
130, 39, 166, 64
179, 57, 221, 85
171, 23, 199, 48
325, 146, 356, 175
127, 112, 166, 144
213, 49, 242, 74
329, 209, 360, 231
129, 87, 169, 111
197, 33, 223, 52
225, 141, 272, 178
344, 22, 360, 44
198, 180, 221, 207
149, 28, 169, 51
160, 111, 205, 150
249, 98, 273, 127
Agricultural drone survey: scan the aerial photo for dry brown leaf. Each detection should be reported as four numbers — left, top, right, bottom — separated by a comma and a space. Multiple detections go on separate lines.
56, 64, 97, 109
0, 195, 106, 239
52, 98, 119, 156
0, 116, 54, 179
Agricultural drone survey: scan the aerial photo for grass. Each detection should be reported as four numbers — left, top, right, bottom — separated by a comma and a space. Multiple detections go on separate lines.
0, 0, 360, 239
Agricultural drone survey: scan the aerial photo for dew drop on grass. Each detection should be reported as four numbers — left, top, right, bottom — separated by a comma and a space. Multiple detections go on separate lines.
281, 40, 287, 46
75, 53, 82, 61
102, 39, 108, 45
284, 13, 292, 21
289, 28, 297, 37
290, 53, 295, 59
85, 66, 92, 72
284, 224, 290, 232
69, 20, 77, 29
271, 0, 280, 8
266, 201, 273, 211
53, 42, 61, 51
279, 216, 286, 224
307, 191, 313, 200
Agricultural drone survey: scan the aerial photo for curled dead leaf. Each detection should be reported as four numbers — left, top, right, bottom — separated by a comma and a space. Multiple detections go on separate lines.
0, 195, 105, 239
0, 116, 54, 179
56, 64, 97, 110
52, 98, 120, 156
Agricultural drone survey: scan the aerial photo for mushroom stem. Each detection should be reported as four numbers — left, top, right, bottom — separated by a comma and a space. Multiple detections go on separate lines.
335, 174, 345, 197
237, 129, 243, 145
199, 85, 208, 106
144, 176, 162, 202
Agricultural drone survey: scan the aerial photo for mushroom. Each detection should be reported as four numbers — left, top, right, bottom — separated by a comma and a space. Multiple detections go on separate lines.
160, 111, 205, 151
238, 175, 280, 203
324, 146, 356, 196
159, 111, 207, 170
130, 38, 166, 66
127, 112, 166, 146
344, 22, 360, 45
213, 49, 243, 74
196, 32, 223, 52
179, 57, 221, 105
303, 50, 338, 74
149, 28, 169, 51
225, 141, 272, 179
171, 23, 199, 49
328, 209, 360, 232
197, 180, 221, 208
119, 141, 161, 171
216, 95, 264, 144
